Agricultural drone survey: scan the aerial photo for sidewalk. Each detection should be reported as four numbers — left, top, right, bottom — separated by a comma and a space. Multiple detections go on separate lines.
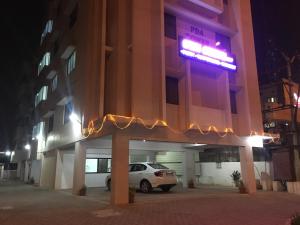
1, 180, 300, 225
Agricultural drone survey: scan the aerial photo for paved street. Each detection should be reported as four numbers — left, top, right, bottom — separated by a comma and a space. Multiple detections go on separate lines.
1, 180, 300, 225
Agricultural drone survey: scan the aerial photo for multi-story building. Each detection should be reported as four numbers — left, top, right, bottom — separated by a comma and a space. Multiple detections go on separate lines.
261, 78, 300, 182
32, 0, 264, 205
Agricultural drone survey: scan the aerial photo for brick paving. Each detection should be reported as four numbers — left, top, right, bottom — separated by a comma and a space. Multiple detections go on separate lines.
1, 180, 300, 225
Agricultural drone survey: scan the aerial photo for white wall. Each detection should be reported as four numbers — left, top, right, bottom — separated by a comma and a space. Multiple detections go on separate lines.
61, 152, 74, 189
85, 148, 111, 188
197, 161, 270, 186
31, 160, 41, 184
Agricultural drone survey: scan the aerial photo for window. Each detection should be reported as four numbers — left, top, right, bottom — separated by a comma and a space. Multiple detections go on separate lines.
40, 20, 53, 45
230, 90, 237, 114
253, 148, 271, 162
166, 76, 179, 105
99, 159, 111, 173
85, 159, 98, 173
148, 163, 168, 170
52, 75, 58, 92
66, 51, 76, 75
53, 40, 59, 56
164, 13, 177, 40
85, 158, 112, 173
215, 33, 231, 52
35, 86, 48, 107
4, 163, 18, 171
32, 121, 45, 140
69, 4, 78, 28
48, 115, 54, 133
130, 164, 147, 172
267, 97, 278, 103
63, 101, 73, 124
199, 148, 240, 163
38, 52, 51, 75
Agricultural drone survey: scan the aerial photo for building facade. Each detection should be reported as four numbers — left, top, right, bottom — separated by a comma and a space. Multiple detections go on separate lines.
261, 79, 300, 182
32, 0, 263, 205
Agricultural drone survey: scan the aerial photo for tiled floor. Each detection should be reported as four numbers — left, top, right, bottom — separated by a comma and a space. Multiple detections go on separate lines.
0, 180, 299, 225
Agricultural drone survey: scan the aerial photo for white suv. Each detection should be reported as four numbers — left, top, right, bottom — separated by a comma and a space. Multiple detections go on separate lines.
105, 162, 177, 193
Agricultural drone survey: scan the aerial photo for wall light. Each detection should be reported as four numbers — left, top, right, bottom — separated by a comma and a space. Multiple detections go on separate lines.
69, 112, 80, 123
247, 135, 273, 148
5, 151, 11, 156
24, 144, 31, 150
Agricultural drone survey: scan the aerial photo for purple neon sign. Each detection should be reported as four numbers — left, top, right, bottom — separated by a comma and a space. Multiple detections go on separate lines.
179, 38, 237, 71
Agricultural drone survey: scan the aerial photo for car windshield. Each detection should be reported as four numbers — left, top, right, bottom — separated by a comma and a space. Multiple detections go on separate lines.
147, 163, 168, 169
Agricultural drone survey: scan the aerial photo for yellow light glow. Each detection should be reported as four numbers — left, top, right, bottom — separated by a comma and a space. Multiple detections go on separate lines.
81, 114, 279, 145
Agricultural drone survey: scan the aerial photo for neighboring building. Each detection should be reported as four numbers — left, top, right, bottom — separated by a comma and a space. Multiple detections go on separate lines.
31, 0, 264, 205
260, 78, 300, 182
11, 63, 36, 182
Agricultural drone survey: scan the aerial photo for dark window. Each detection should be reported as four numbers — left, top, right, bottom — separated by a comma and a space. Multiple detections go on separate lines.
166, 76, 179, 105
53, 40, 59, 56
223, 0, 228, 5
98, 158, 112, 173
253, 148, 270, 162
130, 164, 147, 172
199, 148, 240, 163
215, 33, 231, 52
4, 163, 18, 170
69, 4, 78, 28
57, 0, 62, 17
148, 163, 168, 169
48, 115, 54, 133
230, 90, 237, 114
64, 102, 73, 124
164, 13, 177, 40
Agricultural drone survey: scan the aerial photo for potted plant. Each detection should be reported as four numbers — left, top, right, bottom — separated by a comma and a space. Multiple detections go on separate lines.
188, 179, 195, 188
238, 181, 247, 194
79, 185, 87, 196
230, 170, 241, 187
129, 187, 135, 204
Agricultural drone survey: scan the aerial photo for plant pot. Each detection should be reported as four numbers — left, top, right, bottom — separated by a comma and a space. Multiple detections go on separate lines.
79, 185, 87, 196
128, 188, 135, 204
239, 186, 247, 194
234, 180, 240, 187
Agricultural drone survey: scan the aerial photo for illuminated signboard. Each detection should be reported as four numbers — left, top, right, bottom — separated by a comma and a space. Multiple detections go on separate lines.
179, 37, 237, 71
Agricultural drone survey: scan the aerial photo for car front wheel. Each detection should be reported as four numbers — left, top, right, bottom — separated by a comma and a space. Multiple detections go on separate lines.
140, 180, 152, 193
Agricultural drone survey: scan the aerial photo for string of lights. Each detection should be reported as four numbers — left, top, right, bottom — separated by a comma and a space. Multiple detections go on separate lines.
82, 114, 280, 144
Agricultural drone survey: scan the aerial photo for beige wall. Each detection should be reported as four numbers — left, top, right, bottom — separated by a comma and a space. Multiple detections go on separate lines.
37, 0, 263, 153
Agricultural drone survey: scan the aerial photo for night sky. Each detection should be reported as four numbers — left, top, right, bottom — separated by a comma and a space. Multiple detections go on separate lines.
0, 1, 46, 150
0, 0, 299, 150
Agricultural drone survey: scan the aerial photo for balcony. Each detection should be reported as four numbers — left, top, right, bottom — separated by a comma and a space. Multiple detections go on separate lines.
186, 0, 224, 15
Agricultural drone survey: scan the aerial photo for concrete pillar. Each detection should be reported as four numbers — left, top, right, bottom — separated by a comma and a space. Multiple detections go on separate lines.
24, 161, 30, 182
183, 150, 196, 188
72, 142, 86, 195
111, 132, 129, 205
54, 150, 63, 190
239, 146, 256, 194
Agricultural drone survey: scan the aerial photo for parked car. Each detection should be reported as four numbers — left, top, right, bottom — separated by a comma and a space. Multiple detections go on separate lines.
105, 162, 177, 193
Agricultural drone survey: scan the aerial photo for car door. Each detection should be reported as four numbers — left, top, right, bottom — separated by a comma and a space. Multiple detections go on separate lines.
128, 164, 137, 187
129, 164, 146, 188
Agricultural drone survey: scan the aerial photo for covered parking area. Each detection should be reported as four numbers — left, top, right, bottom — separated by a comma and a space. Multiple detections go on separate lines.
48, 129, 260, 205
